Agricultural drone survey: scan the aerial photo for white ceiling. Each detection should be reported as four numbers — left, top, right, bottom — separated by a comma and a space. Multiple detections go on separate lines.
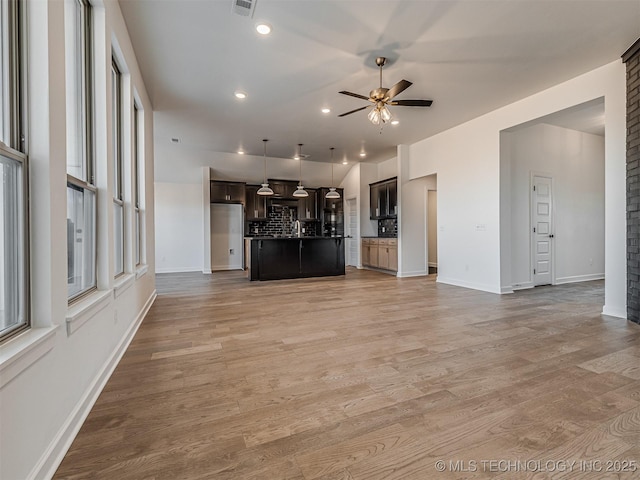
118, 0, 639, 184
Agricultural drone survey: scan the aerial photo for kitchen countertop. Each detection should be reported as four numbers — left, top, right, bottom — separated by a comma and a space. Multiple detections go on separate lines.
245, 236, 344, 240
361, 235, 398, 239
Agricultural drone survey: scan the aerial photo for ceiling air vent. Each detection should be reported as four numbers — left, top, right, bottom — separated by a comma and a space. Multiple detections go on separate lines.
232, 0, 256, 18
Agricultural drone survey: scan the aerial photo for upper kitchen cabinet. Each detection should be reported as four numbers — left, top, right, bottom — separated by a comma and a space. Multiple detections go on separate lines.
269, 180, 298, 199
319, 188, 344, 212
370, 177, 397, 219
298, 189, 318, 221
211, 180, 246, 204
245, 185, 268, 221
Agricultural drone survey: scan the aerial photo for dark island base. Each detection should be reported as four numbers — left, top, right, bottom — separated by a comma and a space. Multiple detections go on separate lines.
248, 237, 345, 281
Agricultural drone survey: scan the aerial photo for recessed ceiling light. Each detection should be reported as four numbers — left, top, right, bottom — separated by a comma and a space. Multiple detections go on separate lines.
171, 138, 180, 143
391, 120, 399, 125
321, 108, 331, 114
342, 160, 348, 165
234, 91, 247, 99
237, 149, 245, 155
359, 152, 366, 157
256, 22, 272, 35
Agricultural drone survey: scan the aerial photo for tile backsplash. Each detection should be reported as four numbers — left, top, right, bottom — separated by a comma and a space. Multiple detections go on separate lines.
378, 218, 397, 237
247, 206, 318, 237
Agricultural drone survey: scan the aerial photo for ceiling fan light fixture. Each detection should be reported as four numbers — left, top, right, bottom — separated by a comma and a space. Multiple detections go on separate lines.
380, 105, 392, 123
368, 108, 381, 125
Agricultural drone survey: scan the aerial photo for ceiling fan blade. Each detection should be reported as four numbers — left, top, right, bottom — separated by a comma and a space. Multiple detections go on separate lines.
391, 99, 433, 107
338, 106, 369, 117
339, 90, 371, 101
385, 79, 412, 100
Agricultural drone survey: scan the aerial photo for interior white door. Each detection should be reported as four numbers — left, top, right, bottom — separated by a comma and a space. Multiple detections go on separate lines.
347, 198, 358, 266
532, 175, 553, 286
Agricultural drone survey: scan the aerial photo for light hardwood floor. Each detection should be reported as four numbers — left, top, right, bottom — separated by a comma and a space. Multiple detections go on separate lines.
55, 269, 640, 479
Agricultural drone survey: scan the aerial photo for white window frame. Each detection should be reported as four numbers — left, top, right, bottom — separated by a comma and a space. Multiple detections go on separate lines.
66, 0, 96, 303
111, 58, 124, 277
0, 0, 29, 342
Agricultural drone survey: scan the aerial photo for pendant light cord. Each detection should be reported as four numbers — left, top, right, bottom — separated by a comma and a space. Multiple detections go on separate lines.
263, 139, 268, 183
330, 147, 335, 187
298, 144, 303, 184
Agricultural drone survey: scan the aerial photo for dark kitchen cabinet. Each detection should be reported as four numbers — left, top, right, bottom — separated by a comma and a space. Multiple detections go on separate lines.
387, 181, 397, 217
257, 239, 301, 280
298, 189, 317, 221
319, 188, 344, 237
245, 185, 268, 221
301, 237, 343, 276
269, 180, 298, 199
369, 177, 397, 219
210, 181, 245, 204
319, 188, 344, 212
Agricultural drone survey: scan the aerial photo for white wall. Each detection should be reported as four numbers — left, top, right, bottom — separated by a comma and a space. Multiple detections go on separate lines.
340, 163, 361, 266
507, 123, 605, 288
154, 182, 203, 273
378, 157, 397, 180
410, 60, 626, 317
211, 204, 243, 270
0, 2, 156, 479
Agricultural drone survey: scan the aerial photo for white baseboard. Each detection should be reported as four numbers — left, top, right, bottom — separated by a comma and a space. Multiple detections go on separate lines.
555, 273, 604, 285
512, 281, 534, 291
34, 290, 157, 480
602, 305, 627, 319
211, 265, 243, 271
156, 266, 202, 274
500, 286, 515, 294
436, 276, 502, 294
396, 270, 427, 278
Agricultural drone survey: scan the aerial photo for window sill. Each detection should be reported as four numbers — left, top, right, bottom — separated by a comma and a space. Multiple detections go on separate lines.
0, 326, 58, 389
135, 264, 148, 279
66, 289, 112, 336
114, 273, 135, 298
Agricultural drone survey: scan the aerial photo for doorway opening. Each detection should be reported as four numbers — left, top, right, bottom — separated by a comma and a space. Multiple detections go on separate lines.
427, 189, 438, 275
501, 97, 605, 291
346, 198, 358, 267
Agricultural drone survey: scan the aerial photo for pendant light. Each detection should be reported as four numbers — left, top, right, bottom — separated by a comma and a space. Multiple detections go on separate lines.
293, 143, 308, 198
257, 139, 274, 196
325, 147, 340, 199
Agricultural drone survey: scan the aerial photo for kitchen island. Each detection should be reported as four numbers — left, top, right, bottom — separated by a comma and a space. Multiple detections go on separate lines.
246, 236, 345, 281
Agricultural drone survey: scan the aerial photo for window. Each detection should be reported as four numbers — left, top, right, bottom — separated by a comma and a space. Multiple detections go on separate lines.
133, 103, 141, 266
111, 59, 124, 277
0, 0, 28, 341
67, 0, 96, 301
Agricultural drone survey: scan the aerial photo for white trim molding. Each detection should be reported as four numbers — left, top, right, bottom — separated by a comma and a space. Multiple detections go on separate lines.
35, 290, 157, 480
555, 273, 604, 285
436, 276, 502, 295
602, 305, 627, 319
0, 326, 59, 389
65, 289, 112, 336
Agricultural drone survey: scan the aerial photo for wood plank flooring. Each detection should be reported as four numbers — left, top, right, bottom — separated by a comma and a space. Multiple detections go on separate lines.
54, 269, 640, 479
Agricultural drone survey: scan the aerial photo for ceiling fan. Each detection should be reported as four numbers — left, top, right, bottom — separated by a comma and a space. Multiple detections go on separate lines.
338, 57, 433, 125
